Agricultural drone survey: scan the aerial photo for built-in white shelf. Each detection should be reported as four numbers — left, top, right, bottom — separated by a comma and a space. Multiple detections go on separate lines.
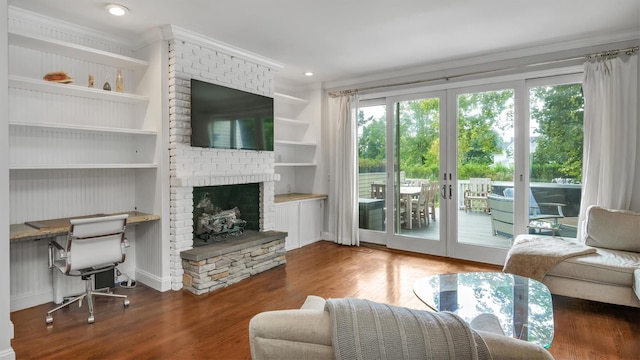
10, 163, 158, 170
9, 75, 149, 104
9, 31, 149, 71
275, 140, 316, 147
274, 116, 309, 127
274, 162, 317, 167
274, 92, 309, 106
9, 121, 157, 136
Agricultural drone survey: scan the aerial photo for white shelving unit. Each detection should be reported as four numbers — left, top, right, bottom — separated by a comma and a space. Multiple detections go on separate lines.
8, 31, 149, 70
8, 18, 167, 310
273, 91, 317, 193
8, 31, 155, 170
9, 75, 150, 103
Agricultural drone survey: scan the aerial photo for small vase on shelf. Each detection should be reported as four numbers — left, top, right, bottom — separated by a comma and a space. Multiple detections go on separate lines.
116, 70, 123, 92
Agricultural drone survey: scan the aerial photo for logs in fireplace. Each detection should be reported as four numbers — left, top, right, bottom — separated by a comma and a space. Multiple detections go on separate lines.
195, 193, 247, 241
195, 207, 247, 240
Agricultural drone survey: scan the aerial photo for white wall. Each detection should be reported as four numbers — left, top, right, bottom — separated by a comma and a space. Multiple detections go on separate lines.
1, 0, 16, 358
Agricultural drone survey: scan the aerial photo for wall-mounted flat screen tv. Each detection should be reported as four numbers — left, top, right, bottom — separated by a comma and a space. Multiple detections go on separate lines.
190, 79, 274, 151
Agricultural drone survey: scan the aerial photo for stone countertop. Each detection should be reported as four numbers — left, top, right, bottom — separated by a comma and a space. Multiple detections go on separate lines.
274, 193, 327, 203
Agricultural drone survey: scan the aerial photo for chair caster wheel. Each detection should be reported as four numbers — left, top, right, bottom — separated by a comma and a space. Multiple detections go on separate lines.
88, 315, 95, 324
123, 299, 130, 307
45, 315, 53, 324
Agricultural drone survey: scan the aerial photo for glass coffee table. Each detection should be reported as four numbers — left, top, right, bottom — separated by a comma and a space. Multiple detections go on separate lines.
413, 272, 554, 348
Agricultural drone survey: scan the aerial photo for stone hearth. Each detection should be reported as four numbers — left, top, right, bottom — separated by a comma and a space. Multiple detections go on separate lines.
181, 230, 286, 295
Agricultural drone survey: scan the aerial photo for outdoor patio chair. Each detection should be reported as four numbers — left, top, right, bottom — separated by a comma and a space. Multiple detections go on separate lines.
410, 182, 430, 228
464, 178, 492, 212
370, 183, 385, 199
427, 181, 438, 221
503, 188, 565, 224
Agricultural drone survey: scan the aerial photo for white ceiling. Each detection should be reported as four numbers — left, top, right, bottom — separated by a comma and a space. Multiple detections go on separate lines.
8, 0, 640, 86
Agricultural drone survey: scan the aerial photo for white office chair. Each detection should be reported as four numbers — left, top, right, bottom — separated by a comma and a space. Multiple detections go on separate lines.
46, 214, 130, 324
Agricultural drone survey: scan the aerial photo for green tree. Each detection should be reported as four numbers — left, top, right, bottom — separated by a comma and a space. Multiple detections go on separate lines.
397, 98, 440, 179
358, 110, 386, 172
530, 84, 584, 182
457, 90, 513, 179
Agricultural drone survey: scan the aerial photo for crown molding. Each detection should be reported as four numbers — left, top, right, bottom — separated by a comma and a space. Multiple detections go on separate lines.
162, 25, 284, 71
325, 29, 640, 91
8, 6, 143, 51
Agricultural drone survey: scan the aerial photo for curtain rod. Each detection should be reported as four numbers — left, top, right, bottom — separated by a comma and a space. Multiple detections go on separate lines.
328, 45, 639, 97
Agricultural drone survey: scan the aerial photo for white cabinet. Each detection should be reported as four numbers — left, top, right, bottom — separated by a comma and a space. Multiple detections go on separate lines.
274, 197, 325, 251
274, 91, 318, 194
299, 199, 324, 247
274, 201, 301, 251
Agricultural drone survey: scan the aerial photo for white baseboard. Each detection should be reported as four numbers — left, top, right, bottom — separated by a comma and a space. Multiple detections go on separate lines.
10, 289, 52, 312
0, 347, 16, 360
135, 269, 172, 292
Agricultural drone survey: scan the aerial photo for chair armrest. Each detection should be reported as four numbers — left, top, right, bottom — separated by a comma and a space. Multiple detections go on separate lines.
477, 331, 554, 360
249, 309, 333, 360
537, 202, 566, 217
48, 240, 66, 269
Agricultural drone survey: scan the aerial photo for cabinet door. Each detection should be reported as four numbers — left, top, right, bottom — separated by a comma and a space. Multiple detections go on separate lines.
299, 199, 324, 247
274, 202, 300, 251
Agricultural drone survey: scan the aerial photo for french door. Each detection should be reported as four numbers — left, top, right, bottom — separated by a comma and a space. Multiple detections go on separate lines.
357, 74, 584, 265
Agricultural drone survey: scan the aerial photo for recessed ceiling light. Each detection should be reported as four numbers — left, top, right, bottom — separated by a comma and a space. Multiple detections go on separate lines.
304, 72, 314, 77
105, 4, 129, 16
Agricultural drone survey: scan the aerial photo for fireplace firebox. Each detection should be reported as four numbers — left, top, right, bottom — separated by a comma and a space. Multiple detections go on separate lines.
193, 183, 260, 246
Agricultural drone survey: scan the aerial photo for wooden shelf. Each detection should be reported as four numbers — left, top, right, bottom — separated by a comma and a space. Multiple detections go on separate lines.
9, 75, 150, 104
9, 31, 149, 71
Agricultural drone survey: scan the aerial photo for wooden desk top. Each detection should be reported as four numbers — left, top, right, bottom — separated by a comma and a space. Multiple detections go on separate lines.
10, 211, 160, 242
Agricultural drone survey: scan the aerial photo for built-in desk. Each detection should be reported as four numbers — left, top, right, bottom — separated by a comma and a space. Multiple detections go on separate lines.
10, 211, 160, 242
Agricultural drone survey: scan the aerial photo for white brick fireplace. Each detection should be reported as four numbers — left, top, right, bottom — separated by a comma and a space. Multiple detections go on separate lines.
164, 26, 284, 291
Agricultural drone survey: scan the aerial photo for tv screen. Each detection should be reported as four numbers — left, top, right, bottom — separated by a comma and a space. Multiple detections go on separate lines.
190, 79, 274, 151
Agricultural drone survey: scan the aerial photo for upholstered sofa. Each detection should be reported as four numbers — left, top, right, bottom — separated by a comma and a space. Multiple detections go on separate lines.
519, 205, 640, 308
249, 295, 554, 360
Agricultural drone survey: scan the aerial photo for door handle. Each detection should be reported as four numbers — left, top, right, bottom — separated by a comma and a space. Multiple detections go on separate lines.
441, 185, 446, 199
449, 185, 452, 199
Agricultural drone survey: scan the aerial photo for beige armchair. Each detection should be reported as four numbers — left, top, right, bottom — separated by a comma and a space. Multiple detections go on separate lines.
249, 295, 554, 360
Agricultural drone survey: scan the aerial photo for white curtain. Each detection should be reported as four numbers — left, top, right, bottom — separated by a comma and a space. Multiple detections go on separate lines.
578, 54, 638, 240
328, 95, 359, 246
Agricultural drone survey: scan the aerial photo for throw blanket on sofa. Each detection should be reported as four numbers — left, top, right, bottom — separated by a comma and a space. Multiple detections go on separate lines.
503, 236, 597, 281
325, 298, 491, 360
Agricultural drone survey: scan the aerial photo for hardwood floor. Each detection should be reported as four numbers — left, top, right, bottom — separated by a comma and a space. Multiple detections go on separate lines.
11, 241, 640, 359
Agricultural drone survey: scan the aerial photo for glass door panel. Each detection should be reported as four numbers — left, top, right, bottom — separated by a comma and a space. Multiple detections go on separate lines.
357, 104, 387, 243
456, 88, 514, 249
383, 93, 446, 256
394, 97, 441, 242
528, 81, 584, 238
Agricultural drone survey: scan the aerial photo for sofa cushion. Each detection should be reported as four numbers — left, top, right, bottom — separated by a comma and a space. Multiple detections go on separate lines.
547, 244, 640, 286
585, 206, 640, 252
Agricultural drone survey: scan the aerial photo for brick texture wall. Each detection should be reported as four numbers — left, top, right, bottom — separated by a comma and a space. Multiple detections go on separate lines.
167, 36, 279, 291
